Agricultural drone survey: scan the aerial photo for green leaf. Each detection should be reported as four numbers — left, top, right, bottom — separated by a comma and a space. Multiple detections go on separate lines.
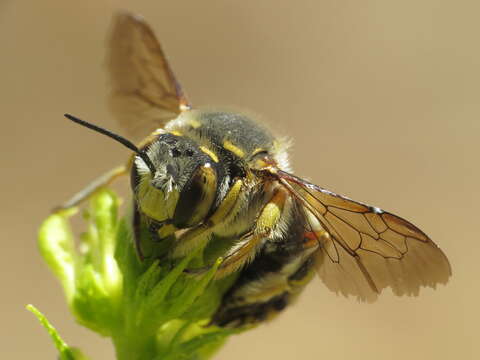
26, 304, 89, 360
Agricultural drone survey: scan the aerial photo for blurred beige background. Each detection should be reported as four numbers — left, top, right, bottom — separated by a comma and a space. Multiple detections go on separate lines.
1, 0, 478, 359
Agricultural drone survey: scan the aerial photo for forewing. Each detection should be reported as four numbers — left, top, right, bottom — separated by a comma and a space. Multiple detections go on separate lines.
276, 170, 451, 302
108, 12, 191, 142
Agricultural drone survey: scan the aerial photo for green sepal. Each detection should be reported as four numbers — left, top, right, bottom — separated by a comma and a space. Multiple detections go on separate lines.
36, 189, 243, 360
38, 210, 77, 302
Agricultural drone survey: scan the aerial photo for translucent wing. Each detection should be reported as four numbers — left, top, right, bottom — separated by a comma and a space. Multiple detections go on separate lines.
275, 169, 451, 302
107, 12, 191, 142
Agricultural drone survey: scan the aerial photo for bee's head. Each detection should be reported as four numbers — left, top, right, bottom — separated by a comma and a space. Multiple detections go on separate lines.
132, 133, 218, 227
65, 114, 218, 229
135, 133, 199, 195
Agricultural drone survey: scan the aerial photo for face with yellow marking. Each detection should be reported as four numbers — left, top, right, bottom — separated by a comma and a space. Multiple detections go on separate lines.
131, 132, 219, 227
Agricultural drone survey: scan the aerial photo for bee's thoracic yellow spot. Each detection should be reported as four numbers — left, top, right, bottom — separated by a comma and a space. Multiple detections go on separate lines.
152, 128, 165, 135
253, 158, 269, 169
188, 119, 202, 129
252, 147, 266, 156
170, 130, 183, 136
199, 146, 219, 163
223, 140, 245, 158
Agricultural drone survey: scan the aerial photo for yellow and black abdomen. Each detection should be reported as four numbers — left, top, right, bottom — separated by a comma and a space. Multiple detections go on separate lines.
211, 201, 318, 328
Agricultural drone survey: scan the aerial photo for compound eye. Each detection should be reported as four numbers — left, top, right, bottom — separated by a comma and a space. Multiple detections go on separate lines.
173, 163, 217, 228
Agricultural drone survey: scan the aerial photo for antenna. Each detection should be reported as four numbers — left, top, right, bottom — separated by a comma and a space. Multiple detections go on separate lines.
64, 113, 157, 175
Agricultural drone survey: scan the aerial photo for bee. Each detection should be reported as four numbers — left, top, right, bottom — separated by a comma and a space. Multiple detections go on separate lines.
61, 12, 451, 328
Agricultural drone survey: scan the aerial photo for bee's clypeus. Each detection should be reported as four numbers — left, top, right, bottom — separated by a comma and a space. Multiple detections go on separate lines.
60, 12, 451, 328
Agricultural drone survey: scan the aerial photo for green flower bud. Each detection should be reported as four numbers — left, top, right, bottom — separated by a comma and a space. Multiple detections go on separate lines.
32, 189, 244, 360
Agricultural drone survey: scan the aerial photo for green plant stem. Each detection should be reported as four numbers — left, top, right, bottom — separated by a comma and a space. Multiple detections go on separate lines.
112, 332, 157, 360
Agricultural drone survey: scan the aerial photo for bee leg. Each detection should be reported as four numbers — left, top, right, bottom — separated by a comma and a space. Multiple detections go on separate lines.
133, 209, 178, 262
146, 220, 164, 243
171, 179, 244, 258
186, 187, 288, 279
53, 165, 127, 212
214, 188, 288, 278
